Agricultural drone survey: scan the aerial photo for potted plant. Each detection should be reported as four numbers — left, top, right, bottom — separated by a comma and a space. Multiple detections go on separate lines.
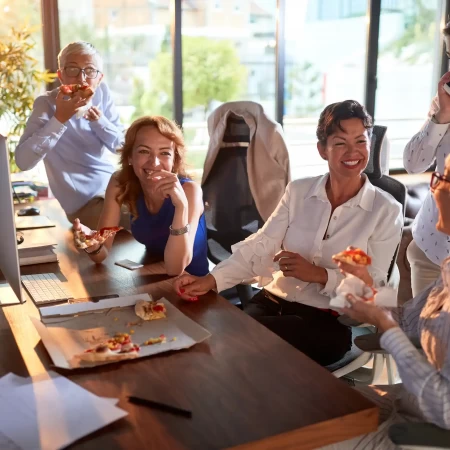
0, 26, 56, 173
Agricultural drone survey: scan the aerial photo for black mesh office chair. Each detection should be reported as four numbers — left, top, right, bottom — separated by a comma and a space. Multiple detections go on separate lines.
328, 125, 408, 383
202, 113, 265, 307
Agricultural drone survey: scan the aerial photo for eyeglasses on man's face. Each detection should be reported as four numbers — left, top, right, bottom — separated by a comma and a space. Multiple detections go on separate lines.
63, 67, 101, 79
430, 171, 450, 189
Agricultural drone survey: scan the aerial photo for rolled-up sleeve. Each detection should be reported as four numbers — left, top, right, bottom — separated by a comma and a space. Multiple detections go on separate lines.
15, 97, 67, 170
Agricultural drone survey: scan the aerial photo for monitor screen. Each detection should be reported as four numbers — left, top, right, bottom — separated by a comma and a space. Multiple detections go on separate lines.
0, 134, 24, 305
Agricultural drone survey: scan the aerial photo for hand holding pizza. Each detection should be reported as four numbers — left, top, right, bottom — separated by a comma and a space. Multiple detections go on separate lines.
332, 246, 373, 286
72, 218, 123, 251
55, 89, 90, 124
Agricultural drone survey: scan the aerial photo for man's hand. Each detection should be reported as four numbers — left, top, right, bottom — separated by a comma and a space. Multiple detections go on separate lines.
84, 106, 102, 122
273, 250, 327, 284
173, 274, 216, 301
55, 90, 89, 124
435, 71, 450, 124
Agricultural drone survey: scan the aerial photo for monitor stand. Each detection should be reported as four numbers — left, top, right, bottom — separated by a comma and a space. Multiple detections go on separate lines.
0, 283, 24, 306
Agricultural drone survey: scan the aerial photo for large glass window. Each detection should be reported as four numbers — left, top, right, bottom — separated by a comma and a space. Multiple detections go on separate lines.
375, 0, 443, 169
181, 0, 277, 178
58, 0, 173, 127
284, 0, 369, 180
0, 0, 43, 60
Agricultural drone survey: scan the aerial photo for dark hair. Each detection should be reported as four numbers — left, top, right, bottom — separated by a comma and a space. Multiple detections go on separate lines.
316, 100, 373, 146
443, 21, 450, 37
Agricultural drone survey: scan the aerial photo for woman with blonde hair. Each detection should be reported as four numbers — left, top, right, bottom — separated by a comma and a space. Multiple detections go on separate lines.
73, 116, 208, 277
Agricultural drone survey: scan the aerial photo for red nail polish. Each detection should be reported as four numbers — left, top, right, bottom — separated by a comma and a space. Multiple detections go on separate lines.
180, 288, 185, 293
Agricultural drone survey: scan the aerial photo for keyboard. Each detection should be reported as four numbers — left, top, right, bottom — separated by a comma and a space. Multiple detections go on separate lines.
21, 273, 74, 305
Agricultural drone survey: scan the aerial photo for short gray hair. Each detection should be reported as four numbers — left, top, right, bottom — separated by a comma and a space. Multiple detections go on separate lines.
58, 41, 103, 71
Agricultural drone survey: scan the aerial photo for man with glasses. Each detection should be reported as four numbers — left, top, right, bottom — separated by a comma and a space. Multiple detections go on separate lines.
15, 41, 125, 229
403, 23, 450, 296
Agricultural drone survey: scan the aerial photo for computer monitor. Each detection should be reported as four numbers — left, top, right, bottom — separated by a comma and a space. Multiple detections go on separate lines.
0, 134, 24, 305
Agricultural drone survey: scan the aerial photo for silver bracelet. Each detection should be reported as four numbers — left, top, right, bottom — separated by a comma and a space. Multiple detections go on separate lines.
169, 224, 190, 236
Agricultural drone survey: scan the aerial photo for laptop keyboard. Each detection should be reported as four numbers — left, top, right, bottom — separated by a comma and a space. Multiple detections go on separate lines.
21, 273, 73, 305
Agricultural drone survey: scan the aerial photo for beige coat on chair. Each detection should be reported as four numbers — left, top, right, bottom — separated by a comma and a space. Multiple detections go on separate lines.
202, 101, 291, 222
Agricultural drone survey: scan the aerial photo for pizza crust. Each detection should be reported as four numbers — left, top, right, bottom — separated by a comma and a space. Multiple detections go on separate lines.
74, 227, 123, 249
135, 300, 167, 321
60, 83, 94, 99
76, 333, 140, 363
332, 248, 371, 266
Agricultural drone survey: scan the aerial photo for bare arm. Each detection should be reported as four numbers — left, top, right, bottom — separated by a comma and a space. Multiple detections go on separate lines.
164, 182, 204, 276
75, 174, 122, 264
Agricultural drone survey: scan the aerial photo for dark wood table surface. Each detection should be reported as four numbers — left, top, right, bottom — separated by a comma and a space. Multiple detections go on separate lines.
0, 199, 378, 449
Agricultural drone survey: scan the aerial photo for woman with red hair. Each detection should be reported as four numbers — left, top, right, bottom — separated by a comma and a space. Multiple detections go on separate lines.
73, 116, 208, 277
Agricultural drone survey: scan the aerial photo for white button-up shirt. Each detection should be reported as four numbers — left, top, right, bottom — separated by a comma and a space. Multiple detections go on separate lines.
212, 174, 403, 310
404, 95, 450, 265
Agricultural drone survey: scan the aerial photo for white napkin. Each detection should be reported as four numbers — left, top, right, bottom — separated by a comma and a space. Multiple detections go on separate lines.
329, 274, 397, 309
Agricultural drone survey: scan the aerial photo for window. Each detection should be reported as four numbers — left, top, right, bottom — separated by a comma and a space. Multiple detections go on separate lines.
284, 0, 369, 179
58, 0, 173, 127
0, 0, 43, 66
181, 0, 277, 178
375, 0, 443, 169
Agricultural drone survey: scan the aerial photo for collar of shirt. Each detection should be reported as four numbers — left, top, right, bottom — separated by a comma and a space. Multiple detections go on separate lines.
304, 173, 375, 211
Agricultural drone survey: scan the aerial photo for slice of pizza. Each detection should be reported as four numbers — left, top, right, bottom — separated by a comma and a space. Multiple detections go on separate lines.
74, 226, 123, 249
332, 247, 372, 266
60, 83, 94, 99
135, 300, 167, 321
76, 332, 140, 363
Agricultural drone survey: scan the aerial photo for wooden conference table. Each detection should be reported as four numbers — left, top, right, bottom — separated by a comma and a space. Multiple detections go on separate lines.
0, 199, 378, 449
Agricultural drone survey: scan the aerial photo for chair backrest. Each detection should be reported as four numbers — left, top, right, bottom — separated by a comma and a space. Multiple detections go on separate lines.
202, 114, 264, 255
370, 176, 407, 280
364, 124, 386, 180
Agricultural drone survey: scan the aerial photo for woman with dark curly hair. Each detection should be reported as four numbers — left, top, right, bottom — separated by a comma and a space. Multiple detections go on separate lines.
175, 100, 403, 366
73, 116, 208, 277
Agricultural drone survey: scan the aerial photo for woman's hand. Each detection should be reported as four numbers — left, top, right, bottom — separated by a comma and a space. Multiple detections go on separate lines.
273, 250, 327, 284
148, 170, 188, 209
342, 294, 398, 332
72, 218, 101, 253
173, 274, 217, 301
436, 71, 450, 124
333, 259, 374, 286
332, 246, 374, 286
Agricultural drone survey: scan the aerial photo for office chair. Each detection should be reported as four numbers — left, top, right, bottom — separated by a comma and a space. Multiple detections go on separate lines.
202, 112, 265, 307
328, 125, 408, 384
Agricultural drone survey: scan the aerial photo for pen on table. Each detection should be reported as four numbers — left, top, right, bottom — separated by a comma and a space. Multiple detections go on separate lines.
128, 396, 193, 418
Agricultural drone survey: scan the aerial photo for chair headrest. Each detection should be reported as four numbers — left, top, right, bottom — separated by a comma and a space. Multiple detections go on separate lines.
223, 113, 250, 143
364, 125, 387, 180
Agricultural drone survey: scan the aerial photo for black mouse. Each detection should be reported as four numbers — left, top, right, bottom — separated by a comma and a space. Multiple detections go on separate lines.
18, 206, 40, 216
